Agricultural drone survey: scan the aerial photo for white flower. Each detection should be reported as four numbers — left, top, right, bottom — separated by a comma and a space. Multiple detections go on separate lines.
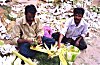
0, 34, 6, 39
5, 19, 10, 24
2, 56, 7, 64
0, 44, 17, 54
14, 58, 22, 65
7, 55, 16, 64
9, 12, 17, 18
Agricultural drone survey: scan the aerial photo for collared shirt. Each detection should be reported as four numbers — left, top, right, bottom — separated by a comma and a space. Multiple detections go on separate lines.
60, 17, 88, 40
11, 16, 44, 44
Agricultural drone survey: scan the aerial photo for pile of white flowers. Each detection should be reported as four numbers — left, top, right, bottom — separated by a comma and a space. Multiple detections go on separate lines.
0, 22, 11, 39
0, 44, 17, 65
0, 22, 7, 39
0, 44, 16, 55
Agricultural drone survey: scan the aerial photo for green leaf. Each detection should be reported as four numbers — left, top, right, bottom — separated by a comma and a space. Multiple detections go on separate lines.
0, 40, 4, 45
71, 54, 77, 62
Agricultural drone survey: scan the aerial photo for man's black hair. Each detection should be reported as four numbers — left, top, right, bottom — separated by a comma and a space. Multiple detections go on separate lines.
25, 4, 37, 15
73, 8, 85, 16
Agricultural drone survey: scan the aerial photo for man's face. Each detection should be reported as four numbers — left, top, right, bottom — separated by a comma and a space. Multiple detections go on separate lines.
26, 12, 35, 22
74, 14, 83, 23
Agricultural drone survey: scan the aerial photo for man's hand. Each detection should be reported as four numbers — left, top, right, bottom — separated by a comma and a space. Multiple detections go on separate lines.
37, 36, 42, 44
57, 43, 61, 49
75, 40, 80, 46
75, 36, 82, 46
4, 40, 14, 45
26, 39, 33, 44
58, 34, 64, 49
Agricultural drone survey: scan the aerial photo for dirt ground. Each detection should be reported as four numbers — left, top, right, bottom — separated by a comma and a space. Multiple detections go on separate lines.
73, 29, 100, 65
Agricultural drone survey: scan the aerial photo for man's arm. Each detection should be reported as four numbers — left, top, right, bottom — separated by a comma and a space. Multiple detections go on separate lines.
17, 38, 33, 44
58, 34, 64, 48
11, 24, 21, 44
36, 18, 44, 44
75, 36, 83, 46
11, 23, 33, 44
76, 22, 89, 46
58, 18, 71, 48
36, 18, 44, 37
81, 22, 89, 38
37, 36, 42, 44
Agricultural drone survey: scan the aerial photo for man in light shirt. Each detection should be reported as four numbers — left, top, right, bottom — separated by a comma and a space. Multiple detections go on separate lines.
11, 5, 55, 58
57, 8, 88, 50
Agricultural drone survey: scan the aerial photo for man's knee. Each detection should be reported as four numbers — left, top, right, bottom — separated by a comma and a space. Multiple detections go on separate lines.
79, 43, 87, 50
52, 32, 60, 41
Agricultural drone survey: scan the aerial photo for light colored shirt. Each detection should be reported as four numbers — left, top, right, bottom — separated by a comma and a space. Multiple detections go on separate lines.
11, 16, 44, 44
60, 17, 88, 40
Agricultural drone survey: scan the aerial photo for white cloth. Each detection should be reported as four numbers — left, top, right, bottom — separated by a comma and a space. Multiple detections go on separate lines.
60, 17, 88, 40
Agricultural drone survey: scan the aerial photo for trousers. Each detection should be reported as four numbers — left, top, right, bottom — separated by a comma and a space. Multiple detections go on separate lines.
52, 32, 87, 50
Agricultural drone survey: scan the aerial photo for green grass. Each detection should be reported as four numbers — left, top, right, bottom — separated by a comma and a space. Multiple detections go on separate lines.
34, 51, 60, 65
